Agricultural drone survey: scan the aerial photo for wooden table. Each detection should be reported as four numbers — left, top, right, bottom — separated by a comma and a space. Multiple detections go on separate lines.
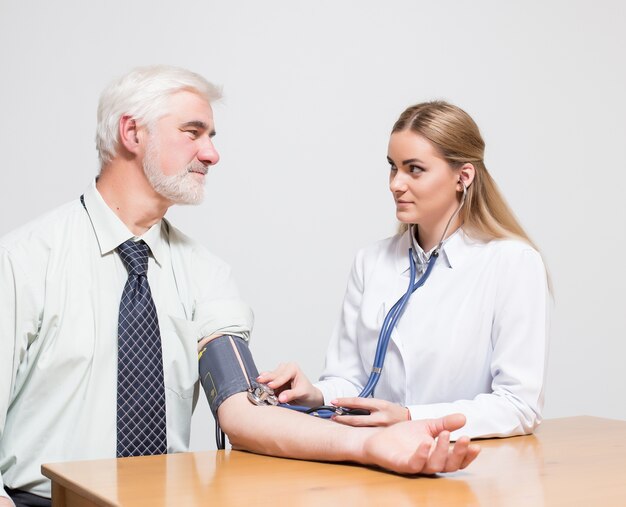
42, 416, 626, 506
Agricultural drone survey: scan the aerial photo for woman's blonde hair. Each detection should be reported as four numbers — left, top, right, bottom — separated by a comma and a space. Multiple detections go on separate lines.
393, 101, 537, 250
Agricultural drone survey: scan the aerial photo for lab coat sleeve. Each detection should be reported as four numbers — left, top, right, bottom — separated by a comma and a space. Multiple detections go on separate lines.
315, 250, 370, 402
407, 246, 550, 439
0, 246, 39, 500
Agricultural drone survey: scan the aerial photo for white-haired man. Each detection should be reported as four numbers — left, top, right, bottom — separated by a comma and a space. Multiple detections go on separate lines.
0, 66, 479, 507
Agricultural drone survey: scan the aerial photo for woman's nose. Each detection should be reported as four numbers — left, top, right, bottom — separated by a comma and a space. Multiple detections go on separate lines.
390, 172, 407, 192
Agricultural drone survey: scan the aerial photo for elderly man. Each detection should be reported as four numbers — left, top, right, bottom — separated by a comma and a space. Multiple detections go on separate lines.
0, 66, 479, 507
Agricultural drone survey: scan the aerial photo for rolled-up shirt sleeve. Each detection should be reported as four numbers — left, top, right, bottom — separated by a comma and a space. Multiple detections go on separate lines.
178, 239, 254, 342
196, 299, 254, 342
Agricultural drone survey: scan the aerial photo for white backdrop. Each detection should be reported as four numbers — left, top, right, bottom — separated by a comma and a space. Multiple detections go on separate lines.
1, 1, 624, 451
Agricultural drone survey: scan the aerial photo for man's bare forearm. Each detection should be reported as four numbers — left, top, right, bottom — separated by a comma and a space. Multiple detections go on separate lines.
217, 393, 480, 474
218, 392, 370, 463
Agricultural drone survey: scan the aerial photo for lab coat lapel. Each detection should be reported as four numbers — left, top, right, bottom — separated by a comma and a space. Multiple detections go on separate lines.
379, 231, 413, 355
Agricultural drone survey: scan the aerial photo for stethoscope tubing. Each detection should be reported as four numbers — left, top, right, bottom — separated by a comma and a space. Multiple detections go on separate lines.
281, 182, 467, 418
360, 249, 436, 398
279, 248, 437, 418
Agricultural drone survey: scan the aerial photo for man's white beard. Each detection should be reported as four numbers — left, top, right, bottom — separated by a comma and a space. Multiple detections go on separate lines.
143, 137, 206, 205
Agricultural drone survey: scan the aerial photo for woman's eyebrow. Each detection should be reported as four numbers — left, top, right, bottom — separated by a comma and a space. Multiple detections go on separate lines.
401, 158, 425, 165
386, 156, 426, 165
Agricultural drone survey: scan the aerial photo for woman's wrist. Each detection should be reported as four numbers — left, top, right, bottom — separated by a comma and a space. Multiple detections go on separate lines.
311, 388, 325, 407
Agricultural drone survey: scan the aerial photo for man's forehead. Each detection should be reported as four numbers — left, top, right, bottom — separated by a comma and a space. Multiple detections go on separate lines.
164, 90, 214, 123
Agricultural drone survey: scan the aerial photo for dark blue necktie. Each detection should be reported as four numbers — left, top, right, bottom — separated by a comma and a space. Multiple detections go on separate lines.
116, 239, 167, 457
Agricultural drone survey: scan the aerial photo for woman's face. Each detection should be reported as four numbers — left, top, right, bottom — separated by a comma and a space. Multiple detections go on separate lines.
387, 130, 461, 229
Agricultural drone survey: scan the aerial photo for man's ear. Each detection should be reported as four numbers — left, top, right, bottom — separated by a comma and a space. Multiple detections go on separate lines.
118, 115, 142, 155
457, 163, 476, 191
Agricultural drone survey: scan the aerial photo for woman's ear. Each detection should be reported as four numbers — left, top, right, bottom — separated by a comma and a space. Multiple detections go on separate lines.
457, 163, 476, 191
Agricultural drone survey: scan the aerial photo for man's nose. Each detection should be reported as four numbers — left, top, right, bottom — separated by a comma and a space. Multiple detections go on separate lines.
198, 137, 220, 166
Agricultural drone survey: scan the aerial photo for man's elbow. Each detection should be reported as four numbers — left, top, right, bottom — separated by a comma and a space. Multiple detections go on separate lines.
216, 392, 255, 448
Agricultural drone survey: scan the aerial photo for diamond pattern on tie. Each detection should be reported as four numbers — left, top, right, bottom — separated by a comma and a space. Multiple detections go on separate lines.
116, 239, 167, 457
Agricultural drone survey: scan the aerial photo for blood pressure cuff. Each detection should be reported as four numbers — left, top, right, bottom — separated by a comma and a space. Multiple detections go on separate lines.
199, 334, 260, 418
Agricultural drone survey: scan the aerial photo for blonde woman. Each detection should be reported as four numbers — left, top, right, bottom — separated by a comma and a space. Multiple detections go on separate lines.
258, 101, 550, 438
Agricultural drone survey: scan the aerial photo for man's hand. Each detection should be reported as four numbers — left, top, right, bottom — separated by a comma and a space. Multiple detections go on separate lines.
331, 397, 410, 426
256, 362, 323, 407
361, 414, 480, 474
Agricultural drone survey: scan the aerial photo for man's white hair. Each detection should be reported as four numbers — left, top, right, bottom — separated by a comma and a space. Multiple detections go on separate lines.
96, 65, 221, 167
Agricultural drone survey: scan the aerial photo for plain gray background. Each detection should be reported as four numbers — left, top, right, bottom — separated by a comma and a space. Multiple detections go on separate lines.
1, 1, 624, 451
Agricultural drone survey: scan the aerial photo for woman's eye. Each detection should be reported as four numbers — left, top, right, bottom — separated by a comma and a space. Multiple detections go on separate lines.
409, 165, 424, 174
389, 164, 397, 171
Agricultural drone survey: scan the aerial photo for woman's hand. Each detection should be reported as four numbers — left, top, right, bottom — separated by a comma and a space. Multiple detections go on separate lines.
331, 397, 410, 426
256, 362, 324, 407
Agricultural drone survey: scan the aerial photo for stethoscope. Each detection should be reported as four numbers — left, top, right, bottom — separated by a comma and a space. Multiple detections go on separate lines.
255, 180, 468, 418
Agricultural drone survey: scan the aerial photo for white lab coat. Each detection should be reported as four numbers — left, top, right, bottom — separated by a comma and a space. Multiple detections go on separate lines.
315, 229, 550, 438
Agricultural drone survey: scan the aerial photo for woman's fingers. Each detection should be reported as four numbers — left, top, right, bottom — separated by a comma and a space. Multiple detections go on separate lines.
332, 397, 409, 426
257, 363, 298, 388
332, 397, 382, 427
332, 397, 385, 410
258, 363, 323, 406
332, 414, 376, 427
277, 388, 299, 403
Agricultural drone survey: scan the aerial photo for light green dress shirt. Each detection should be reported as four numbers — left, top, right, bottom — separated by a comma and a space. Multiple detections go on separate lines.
0, 181, 253, 499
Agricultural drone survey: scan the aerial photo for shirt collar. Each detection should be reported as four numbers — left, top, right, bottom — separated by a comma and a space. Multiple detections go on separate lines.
82, 180, 165, 266
395, 226, 468, 275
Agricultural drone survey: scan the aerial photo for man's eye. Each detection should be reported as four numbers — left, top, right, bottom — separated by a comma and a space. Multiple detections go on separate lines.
186, 130, 199, 138
389, 164, 397, 171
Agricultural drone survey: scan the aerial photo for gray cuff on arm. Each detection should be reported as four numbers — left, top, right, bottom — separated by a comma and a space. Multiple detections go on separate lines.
198, 335, 261, 419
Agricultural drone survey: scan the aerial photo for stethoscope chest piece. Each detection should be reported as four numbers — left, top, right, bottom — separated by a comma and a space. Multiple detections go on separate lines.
247, 384, 279, 406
